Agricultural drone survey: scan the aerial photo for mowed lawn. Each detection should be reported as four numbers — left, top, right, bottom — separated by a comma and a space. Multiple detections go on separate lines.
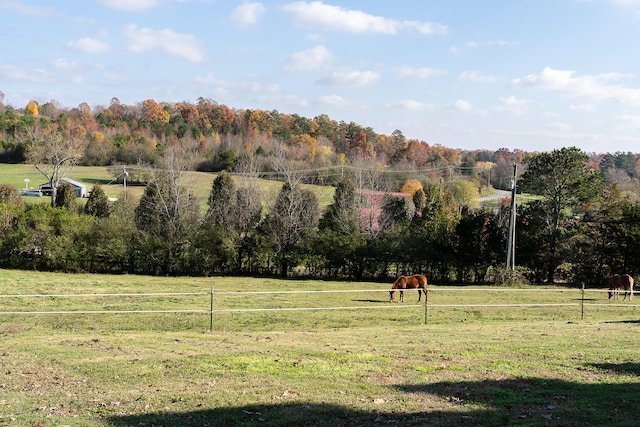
0, 163, 336, 212
0, 269, 639, 426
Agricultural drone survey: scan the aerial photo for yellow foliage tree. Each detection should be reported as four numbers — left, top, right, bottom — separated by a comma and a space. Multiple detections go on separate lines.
92, 131, 106, 144
401, 179, 423, 196
25, 100, 39, 116
316, 144, 333, 166
451, 180, 480, 208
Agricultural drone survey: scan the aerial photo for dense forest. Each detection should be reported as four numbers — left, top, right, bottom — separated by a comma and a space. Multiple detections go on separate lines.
2, 97, 640, 285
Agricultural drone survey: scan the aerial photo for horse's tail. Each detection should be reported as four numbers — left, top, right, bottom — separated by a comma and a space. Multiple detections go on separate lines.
420, 275, 428, 301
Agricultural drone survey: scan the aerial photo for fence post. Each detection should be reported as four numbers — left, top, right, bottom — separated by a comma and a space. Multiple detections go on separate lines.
209, 284, 214, 332
424, 293, 428, 325
581, 284, 585, 320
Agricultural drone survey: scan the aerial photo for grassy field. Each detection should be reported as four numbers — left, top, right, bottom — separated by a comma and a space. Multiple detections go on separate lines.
1, 269, 639, 426
0, 163, 336, 211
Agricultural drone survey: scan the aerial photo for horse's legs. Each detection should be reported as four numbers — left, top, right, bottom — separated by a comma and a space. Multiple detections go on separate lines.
416, 289, 422, 303
400, 290, 404, 303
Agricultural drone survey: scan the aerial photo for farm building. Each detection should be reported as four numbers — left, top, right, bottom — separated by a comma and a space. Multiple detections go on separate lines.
39, 177, 87, 198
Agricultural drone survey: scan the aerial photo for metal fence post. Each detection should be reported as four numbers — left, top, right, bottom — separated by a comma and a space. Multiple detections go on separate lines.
581, 284, 585, 320
424, 294, 428, 325
209, 284, 214, 332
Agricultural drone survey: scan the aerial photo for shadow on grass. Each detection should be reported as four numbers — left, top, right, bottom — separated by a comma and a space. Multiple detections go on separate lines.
590, 362, 640, 376
352, 299, 391, 303
605, 319, 640, 324
107, 402, 458, 427
80, 177, 113, 185
107, 369, 640, 427
396, 375, 640, 426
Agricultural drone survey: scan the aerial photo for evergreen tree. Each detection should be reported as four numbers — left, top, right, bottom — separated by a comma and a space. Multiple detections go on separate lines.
519, 147, 605, 283
205, 172, 235, 226
55, 181, 77, 212
84, 184, 111, 217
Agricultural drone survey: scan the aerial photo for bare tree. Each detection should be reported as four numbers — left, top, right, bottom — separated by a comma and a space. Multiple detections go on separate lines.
27, 134, 83, 206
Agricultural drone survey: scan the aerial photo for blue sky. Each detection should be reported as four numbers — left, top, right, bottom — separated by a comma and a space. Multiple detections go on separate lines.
2, 0, 640, 153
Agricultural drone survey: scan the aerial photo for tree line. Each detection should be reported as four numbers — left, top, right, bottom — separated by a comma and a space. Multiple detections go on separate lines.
1, 147, 640, 286
3, 98, 640, 285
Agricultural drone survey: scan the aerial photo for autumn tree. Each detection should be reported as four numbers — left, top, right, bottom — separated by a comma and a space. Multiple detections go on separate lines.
401, 179, 423, 196
25, 100, 39, 116
450, 179, 480, 209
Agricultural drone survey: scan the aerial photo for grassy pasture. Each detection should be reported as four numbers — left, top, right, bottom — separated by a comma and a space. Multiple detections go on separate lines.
0, 163, 336, 211
1, 269, 639, 426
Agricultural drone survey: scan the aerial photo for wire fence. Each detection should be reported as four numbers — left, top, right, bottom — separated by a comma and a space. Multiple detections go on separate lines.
0, 286, 638, 331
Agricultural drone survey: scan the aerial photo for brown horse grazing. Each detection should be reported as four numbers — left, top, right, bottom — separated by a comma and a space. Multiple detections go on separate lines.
389, 274, 428, 303
609, 274, 634, 301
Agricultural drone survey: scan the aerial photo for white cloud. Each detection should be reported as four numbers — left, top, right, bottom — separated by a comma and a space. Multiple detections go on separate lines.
609, 0, 640, 6
317, 70, 380, 87
194, 72, 280, 94
67, 38, 111, 54
0, 0, 57, 18
52, 58, 79, 71
98, 0, 160, 11
102, 70, 132, 82
614, 114, 640, 128
230, 2, 265, 27
0, 64, 50, 83
283, 1, 447, 35
512, 67, 640, 105
388, 99, 433, 111
459, 70, 498, 83
256, 94, 309, 108
496, 95, 529, 114
317, 94, 368, 110
318, 94, 347, 106
123, 24, 205, 62
454, 99, 473, 111
543, 122, 572, 132
194, 72, 225, 86
286, 45, 332, 71
570, 103, 596, 112
396, 66, 445, 79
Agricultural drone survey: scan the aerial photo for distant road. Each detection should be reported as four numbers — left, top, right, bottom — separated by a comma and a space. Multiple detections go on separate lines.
478, 189, 511, 202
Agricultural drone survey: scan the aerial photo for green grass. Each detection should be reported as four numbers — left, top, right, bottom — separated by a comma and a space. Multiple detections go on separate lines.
0, 163, 336, 211
1, 269, 639, 426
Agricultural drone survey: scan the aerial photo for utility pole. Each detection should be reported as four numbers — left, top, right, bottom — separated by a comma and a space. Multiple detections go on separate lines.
506, 163, 517, 270
123, 166, 129, 201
